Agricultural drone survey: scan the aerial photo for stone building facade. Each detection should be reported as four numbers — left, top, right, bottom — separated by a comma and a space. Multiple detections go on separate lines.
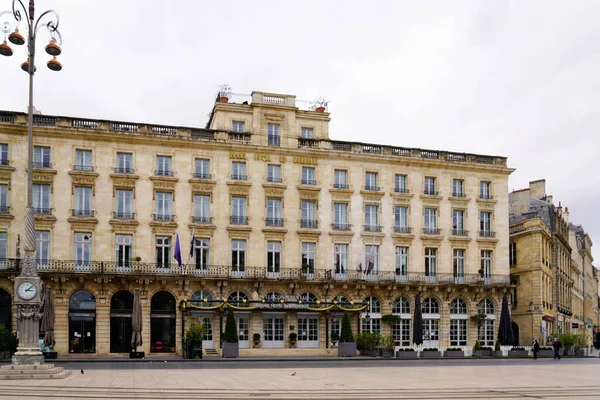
0, 91, 513, 356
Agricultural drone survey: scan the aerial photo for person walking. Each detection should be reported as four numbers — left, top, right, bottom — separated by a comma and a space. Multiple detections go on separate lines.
552, 337, 562, 360
532, 339, 540, 359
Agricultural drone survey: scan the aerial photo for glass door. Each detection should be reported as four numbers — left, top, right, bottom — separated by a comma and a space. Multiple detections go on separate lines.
200, 316, 214, 349
298, 315, 319, 348
69, 316, 96, 353
237, 315, 250, 349
110, 317, 132, 353
263, 315, 284, 348
422, 319, 440, 349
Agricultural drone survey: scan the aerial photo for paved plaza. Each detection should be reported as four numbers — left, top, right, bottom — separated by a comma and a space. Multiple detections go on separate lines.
0, 358, 598, 399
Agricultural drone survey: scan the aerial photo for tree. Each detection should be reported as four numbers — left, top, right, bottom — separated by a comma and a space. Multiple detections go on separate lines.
222, 309, 239, 343
340, 312, 354, 343
470, 311, 487, 340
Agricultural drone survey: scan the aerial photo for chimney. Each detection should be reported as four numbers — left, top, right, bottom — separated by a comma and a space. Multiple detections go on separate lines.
529, 179, 546, 200
564, 207, 569, 223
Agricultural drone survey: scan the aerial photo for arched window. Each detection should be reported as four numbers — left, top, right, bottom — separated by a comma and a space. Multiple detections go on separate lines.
364, 296, 381, 314
110, 290, 133, 313
450, 299, 467, 314
422, 297, 439, 314
228, 291, 248, 303
334, 295, 349, 304
69, 290, 96, 354
265, 292, 281, 302
392, 297, 411, 314
190, 290, 212, 303
478, 299, 495, 315
151, 291, 176, 313
70, 290, 96, 312
300, 292, 317, 303
151, 291, 176, 353
362, 296, 382, 334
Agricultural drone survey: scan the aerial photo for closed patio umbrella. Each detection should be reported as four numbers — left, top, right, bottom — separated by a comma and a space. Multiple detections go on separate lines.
131, 289, 143, 351
412, 294, 423, 346
497, 295, 514, 345
40, 287, 55, 347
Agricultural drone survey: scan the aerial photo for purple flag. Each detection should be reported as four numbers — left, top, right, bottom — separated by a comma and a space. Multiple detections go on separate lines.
174, 233, 182, 268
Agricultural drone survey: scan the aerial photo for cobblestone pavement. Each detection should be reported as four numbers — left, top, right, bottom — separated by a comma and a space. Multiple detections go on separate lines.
0, 358, 598, 399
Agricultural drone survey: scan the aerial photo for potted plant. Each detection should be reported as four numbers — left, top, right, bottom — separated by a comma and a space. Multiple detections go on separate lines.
185, 324, 207, 359
538, 346, 554, 357
218, 84, 232, 103
356, 332, 381, 356
507, 346, 529, 357
253, 333, 261, 348
572, 333, 588, 356
222, 309, 239, 358
0, 325, 17, 359
289, 332, 297, 347
301, 263, 311, 278
134, 256, 142, 262
379, 334, 395, 358
470, 312, 487, 348
493, 340, 503, 357
421, 348, 441, 358
444, 348, 465, 358
330, 332, 339, 348
310, 96, 328, 113
396, 348, 418, 359
558, 333, 576, 356
338, 312, 357, 357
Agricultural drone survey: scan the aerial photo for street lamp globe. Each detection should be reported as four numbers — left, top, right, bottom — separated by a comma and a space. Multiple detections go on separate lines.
0, 40, 12, 56
8, 28, 24, 45
45, 38, 60, 56
47, 56, 61, 71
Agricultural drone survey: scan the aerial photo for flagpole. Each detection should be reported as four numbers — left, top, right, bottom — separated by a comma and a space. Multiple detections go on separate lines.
186, 229, 195, 274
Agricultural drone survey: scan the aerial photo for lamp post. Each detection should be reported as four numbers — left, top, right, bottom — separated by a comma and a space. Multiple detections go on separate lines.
1, 0, 62, 365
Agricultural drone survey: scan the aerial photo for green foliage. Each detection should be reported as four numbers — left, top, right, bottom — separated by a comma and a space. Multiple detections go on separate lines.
289, 332, 297, 342
330, 332, 340, 342
494, 340, 501, 351
558, 333, 576, 350
397, 348, 415, 352
480, 346, 493, 351
356, 333, 381, 352
185, 324, 207, 344
0, 325, 17, 352
572, 334, 589, 351
511, 347, 525, 350
339, 312, 354, 343
222, 309, 239, 343
379, 334, 395, 351
473, 340, 481, 352
446, 348, 463, 351
381, 314, 401, 327
423, 348, 439, 351
253, 333, 261, 342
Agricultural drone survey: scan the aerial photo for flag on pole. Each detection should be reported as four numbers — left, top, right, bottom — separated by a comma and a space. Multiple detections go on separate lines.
366, 246, 375, 275
188, 229, 195, 260
174, 233, 182, 269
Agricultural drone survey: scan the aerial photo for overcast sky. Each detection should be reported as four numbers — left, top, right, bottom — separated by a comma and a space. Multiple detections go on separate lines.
1, 1, 598, 263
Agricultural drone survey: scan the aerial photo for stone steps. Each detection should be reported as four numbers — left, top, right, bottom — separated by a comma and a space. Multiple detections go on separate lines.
1, 363, 54, 370
0, 364, 71, 380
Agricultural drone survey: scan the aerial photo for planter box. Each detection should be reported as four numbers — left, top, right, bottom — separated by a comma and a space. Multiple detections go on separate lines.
381, 349, 394, 358
508, 350, 529, 357
473, 350, 493, 357
538, 350, 554, 358
338, 342, 357, 357
562, 349, 575, 356
421, 351, 441, 358
396, 351, 418, 359
222, 342, 239, 358
444, 350, 464, 358
129, 351, 144, 359
492, 351, 503, 357
43, 351, 58, 360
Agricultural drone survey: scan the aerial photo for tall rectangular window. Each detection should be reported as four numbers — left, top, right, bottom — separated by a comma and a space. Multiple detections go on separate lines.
424, 208, 437, 233
267, 165, 281, 183
115, 189, 133, 218
453, 249, 465, 281
35, 231, 50, 265
74, 232, 92, 266
365, 172, 378, 190
301, 167, 315, 185
334, 170, 347, 188
481, 250, 493, 277
480, 212, 492, 235
395, 246, 408, 278
452, 209, 465, 234
231, 197, 247, 224
450, 320, 467, 346
74, 187, 93, 216
267, 241, 281, 274
0, 184, 8, 212
75, 149, 93, 171
116, 152, 133, 173
333, 203, 348, 229
425, 248, 437, 277
268, 123, 280, 146
301, 243, 316, 274
392, 320, 411, 346
155, 236, 171, 268
452, 179, 464, 197
394, 206, 408, 232
266, 199, 282, 226
33, 146, 51, 167
424, 177, 436, 195
301, 127, 314, 138
301, 201, 316, 228
0, 144, 8, 166
156, 155, 172, 176
32, 184, 50, 213
334, 244, 348, 274
395, 174, 407, 193
195, 159, 210, 179
232, 121, 245, 133
115, 234, 132, 268
0, 232, 6, 262
193, 195, 210, 223
155, 192, 173, 219
194, 238, 210, 271
480, 181, 492, 199
364, 205, 379, 230
364, 245, 379, 275
232, 162, 246, 180
231, 240, 246, 273
509, 242, 517, 267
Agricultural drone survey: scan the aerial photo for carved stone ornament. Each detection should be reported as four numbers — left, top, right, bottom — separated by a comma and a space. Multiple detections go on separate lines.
71, 175, 97, 186
112, 178, 137, 188
17, 304, 43, 322
191, 183, 215, 193
298, 190, 319, 200
32, 173, 54, 183
264, 188, 285, 197
331, 193, 352, 201
229, 186, 250, 195
153, 181, 176, 191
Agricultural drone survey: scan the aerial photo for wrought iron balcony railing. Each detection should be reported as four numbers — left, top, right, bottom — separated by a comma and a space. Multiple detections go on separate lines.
479, 194, 494, 200
155, 169, 174, 177
153, 213, 174, 222
452, 229, 469, 236
301, 179, 316, 185
333, 182, 349, 189
231, 174, 247, 181
363, 224, 382, 232
113, 212, 135, 220
300, 219, 318, 229
267, 177, 282, 183
33, 207, 52, 215
394, 226, 411, 234
332, 223, 351, 231
114, 167, 134, 174
364, 185, 380, 191
194, 172, 212, 179
192, 216, 213, 224
32, 161, 52, 169
479, 230, 496, 238
423, 227, 440, 235
423, 190, 439, 196
0, 206, 10, 215
74, 164, 94, 172
72, 209, 94, 217
0, 159, 9, 166
266, 218, 284, 227
268, 135, 280, 147
230, 216, 248, 225
394, 187, 409, 194
451, 191, 466, 198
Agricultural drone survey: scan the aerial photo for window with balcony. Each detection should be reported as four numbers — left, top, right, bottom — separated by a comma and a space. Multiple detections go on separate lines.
301, 167, 316, 185
364, 204, 380, 232
33, 146, 51, 168
115, 189, 133, 219
193, 195, 211, 224
480, 212, 492, 236
301, 243, 316, 276
193, 238, 210, 271
0, 184, 8, 214
452, 209, 466, 235
364, 245, 379, 276
480, 181, 492, 199
155, 236, 171, 269
509, 242, 517, 267
481, 250, 493, 278
74, 187, 93, 217
395, 246, 408, 280
334, 244, 348, 276
394, 174, 408, 193
0, 144, 7, 166
156, 155, 172, 176
116, 153, 133, 174
394, 206, 409, 233
74, 232, 92, 266
32, 184, 50, 214
267, 164, 281, 183
425, 248, 437, 279
301, 127, 314, 138
333, 169, 348, 189
232, 162, 246, 180
115, 234, 132, 269
194, 158, 210, 179
155, 192, 173, 221
231, 197, 247, 225
267, 241, 281, 277
75, 149, 93, 171
424, 176, 436, 195
266, 199, 283, 227
333, 203, 349, 230
268, 123, 280, 147
452, 179, 464, 197
453, 249, 465, 283
231, 239, 246, 275
232, 121, 245, 133
301, 200, 317, 229
35, 230, 50, 266
365, 172, 378, 191
424, 208, 437, 234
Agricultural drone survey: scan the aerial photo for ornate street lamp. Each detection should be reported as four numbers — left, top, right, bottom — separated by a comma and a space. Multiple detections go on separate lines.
0, 0, 63, 366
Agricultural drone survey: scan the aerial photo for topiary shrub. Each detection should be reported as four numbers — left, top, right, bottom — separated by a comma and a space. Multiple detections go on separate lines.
473, 340, 481, 352
494, 340, 501, 352
185, 324, 207, 344
339, 312, 354, 343
222, 309, 238, 343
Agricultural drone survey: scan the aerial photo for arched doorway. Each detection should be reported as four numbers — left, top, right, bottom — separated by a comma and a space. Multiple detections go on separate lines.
110, 290, 133, 353
512, 321, 520, 345
151, 291, 176, 353
0, 289, 11, 330
190, 290, 214, 349
422, 297, 440, 349
69, 290, 96, 353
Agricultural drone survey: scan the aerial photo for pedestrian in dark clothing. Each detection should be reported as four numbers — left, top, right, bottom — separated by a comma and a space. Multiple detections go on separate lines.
532, 339, 540, 359
553, 338, 562, 360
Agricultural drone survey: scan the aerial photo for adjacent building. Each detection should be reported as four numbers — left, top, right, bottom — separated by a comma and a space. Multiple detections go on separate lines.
0, 91, 513, 356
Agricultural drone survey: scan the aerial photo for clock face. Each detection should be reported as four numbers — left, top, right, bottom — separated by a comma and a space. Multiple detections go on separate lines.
17, 281, 37, 300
